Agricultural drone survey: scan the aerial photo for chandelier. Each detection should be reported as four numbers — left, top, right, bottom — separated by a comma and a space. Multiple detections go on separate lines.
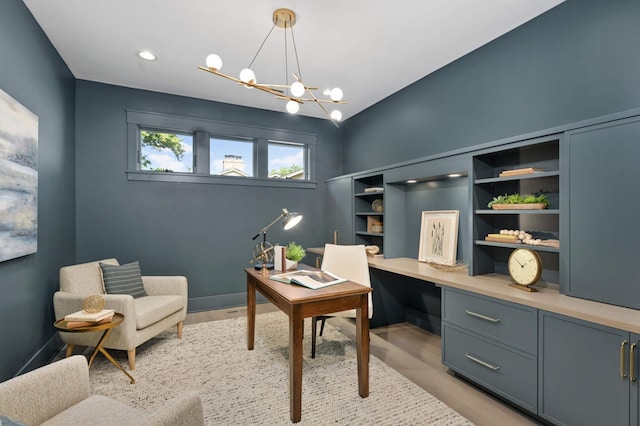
198, 8, 346, 127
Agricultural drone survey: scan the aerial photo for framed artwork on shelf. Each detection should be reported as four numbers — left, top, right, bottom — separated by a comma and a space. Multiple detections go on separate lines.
418, 210, 459, 266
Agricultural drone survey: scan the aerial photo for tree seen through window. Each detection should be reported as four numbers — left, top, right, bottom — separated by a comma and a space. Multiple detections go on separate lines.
140, 130, 193, 172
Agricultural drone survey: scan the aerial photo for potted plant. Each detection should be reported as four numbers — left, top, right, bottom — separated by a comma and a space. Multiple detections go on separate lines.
285, 241, 306, 269
487, 193, 550, 210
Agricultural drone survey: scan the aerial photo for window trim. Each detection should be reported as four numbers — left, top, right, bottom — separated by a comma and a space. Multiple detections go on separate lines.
126, 110, 317, 188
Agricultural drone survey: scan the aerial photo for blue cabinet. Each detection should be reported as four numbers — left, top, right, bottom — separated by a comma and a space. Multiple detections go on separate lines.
353, 174, 384, 254
631, 333, 640, 426
563, 116, 640, 309
539, 311, 636, 426
442, 288, 538, 413
472, 137, 560, 282
324, 177, 353, 245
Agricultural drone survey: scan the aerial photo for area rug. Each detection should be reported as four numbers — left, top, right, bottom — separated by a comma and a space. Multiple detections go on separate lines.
89, 311, 473, 425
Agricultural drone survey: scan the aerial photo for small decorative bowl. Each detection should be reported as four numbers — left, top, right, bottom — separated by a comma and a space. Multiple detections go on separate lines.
82, 295, 105, 313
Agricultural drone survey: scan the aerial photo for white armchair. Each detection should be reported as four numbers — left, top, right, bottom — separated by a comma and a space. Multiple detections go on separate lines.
53, 258, 188, 370
0, 356, 204, 426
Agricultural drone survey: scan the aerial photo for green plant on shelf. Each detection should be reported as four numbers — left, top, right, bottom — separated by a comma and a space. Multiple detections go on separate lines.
487, 193, 549, 208
285, 242, 306, 262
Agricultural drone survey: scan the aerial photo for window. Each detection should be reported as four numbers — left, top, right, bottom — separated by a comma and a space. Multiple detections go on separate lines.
126, 110, 316, 188
210, 137, 254, 177
268, 141, 306, 180
140, 129, 193, 173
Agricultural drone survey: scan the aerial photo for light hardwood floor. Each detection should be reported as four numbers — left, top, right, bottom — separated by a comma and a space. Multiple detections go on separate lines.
186, 303, 546, 426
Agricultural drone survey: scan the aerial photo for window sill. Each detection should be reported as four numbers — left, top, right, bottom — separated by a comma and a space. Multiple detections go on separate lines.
126, 171, 317, 189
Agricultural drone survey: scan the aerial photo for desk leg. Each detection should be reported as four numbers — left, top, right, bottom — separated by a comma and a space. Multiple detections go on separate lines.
247, 275, 256, 350
356, 294, 370, 398
289, 307, 303, 423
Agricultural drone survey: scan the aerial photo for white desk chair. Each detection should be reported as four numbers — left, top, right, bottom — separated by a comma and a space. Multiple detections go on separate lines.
311, 244, 373, 358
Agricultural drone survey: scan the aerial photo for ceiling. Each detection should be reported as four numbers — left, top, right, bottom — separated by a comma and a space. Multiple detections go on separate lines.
23, 0, 564, 123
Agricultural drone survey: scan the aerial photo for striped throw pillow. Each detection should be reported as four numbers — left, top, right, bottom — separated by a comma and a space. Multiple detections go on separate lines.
100, 261, 147, 298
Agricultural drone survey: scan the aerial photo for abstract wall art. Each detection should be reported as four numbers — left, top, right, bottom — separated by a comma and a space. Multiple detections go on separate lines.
0, 88, 38, 262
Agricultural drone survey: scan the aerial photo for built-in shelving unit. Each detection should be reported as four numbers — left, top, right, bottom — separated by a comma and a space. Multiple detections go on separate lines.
471, 137, 560, 283
353, 174, 384, 255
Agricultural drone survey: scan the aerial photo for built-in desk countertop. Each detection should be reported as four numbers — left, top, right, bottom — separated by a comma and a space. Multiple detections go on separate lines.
307, 248, 640, 335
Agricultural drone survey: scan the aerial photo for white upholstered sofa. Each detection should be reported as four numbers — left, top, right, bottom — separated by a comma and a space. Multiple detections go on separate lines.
0, 355, 204, 425
53, 258, 188, 370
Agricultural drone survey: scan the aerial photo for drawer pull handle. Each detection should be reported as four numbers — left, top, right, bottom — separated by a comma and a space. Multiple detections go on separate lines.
465, 309, 501, 323
465, 353, 501, 371
621, 340, 629, 379
631, 343, 637, 382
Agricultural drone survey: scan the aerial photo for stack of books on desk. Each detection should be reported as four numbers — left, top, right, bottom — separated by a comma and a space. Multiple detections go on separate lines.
64, 309, 115, 328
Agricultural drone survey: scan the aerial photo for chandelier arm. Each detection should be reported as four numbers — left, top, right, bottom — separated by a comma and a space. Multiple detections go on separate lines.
276, 95, 303, 103
304, 86, 339, 128
260, 83, 294, 88
249, 84, 287, 97
291, 98, 347, 104
198, 66, 244, 83
248, 22, 278, 69
199, 66, 285, 97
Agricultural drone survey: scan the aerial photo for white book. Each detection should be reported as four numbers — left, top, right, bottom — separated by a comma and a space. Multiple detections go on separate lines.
270, 270, 347, 290
64, 308, 115, 322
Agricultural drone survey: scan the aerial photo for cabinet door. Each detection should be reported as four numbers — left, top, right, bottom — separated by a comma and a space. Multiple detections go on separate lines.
539, 312, 630, 426
631, 333, 640, 426
564, 116, 640, 308
324, 178, 353, 244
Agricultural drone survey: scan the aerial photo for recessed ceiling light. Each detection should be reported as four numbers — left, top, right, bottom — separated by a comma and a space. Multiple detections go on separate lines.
136, 50, 157, 61
406, 179, 417, 184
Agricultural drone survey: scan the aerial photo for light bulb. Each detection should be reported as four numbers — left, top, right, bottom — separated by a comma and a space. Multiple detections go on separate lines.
290, 81, 305, 97
330, 88, 343, 102
330, 110, 342, 121
239, 68, 256, 84
205, 54, 222, 70
286, 101, 300, 114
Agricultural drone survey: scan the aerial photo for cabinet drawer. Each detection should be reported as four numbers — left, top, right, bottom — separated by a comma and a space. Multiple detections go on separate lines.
443, 288, 537, 353
442, 323, 537, 413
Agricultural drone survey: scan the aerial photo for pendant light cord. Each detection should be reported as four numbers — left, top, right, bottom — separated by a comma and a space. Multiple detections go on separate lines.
247, 22, 277, 69
289, 22, 302, 80
285, 22, 289, 87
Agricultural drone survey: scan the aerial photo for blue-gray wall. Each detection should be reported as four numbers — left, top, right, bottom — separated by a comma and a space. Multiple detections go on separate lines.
74, 81, 342, 311
0, 0, 76, 381
1, 0, 640, 380
342, 0, 640, 172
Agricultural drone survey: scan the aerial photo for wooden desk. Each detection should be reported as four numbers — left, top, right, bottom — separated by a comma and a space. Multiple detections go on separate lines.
245, 267, 371, 423
309, 249, 640, 333
365, 255, 640, 334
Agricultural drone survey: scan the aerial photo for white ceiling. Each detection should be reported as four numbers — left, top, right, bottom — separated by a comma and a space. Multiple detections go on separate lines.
23, 0, 564, 122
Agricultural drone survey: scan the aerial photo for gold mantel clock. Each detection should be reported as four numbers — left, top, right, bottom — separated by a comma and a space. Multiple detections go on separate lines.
507, 248, 542, 292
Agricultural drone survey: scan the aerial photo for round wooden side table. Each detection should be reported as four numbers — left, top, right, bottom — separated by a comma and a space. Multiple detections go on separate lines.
54, 313, 135, 384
